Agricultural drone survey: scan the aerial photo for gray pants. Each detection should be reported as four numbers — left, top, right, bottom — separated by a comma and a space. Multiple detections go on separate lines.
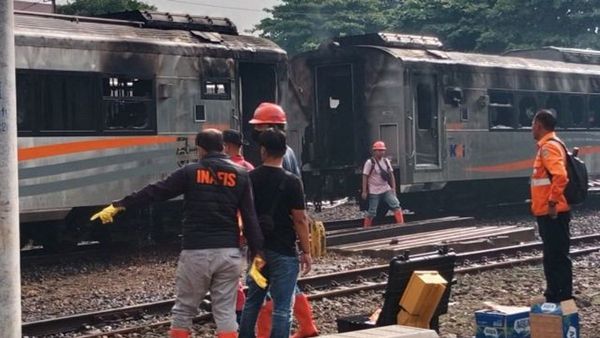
172, 248, 242, 332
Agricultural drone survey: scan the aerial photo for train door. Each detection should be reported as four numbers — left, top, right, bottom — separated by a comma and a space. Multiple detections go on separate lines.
239, 63, 276, 166
315, 64, 355, 167
411, 74, 441, 168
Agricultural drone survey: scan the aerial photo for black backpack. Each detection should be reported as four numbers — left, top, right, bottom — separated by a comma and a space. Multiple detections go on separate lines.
548, 139, 588, 205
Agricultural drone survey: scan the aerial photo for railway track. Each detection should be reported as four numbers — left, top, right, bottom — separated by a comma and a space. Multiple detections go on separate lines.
23, 233, 600, 337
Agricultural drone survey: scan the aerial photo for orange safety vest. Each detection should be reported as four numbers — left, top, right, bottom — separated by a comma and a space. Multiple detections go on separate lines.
530, 132, 570, 216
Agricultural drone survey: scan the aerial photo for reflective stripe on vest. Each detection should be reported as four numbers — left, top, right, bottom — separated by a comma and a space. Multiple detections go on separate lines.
531, 178, 551, 187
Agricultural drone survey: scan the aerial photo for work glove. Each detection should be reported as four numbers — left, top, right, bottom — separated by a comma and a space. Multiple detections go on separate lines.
249, 256, 268, 289
90, 204, 125, 224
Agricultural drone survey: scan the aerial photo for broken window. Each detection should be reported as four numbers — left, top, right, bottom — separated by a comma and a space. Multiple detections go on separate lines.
518, 95, 537, 129
202, 79, 231, 100
102, 76, 154, 131
489, 91, 515, 129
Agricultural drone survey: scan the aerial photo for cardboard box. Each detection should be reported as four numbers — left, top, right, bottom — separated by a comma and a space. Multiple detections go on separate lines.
397, 271, 447, 329
530, 299, 579, 338
475, 304, 530, 338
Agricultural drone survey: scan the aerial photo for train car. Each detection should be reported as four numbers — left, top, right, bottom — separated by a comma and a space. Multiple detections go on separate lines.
285, 33, 600, 211
15, 10, 287, 248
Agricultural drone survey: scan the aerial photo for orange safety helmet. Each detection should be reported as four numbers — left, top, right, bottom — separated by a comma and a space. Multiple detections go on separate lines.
249, 102, 287, 124
372, 141, 387, 150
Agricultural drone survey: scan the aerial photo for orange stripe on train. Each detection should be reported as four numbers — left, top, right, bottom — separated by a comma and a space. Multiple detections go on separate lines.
466, 145, 600, 173
18, 136, 178, 161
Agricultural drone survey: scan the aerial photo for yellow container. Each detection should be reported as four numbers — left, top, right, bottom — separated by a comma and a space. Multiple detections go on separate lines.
397, 271, 447, 329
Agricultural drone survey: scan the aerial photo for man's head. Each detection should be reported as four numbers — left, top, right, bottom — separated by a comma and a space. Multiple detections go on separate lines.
222, 129, 246, 156
195, 129, 224, 158
258, 128, 287, 162
249, 103, 287, 140
372, 141, 387, 159
532, 109, 557, 140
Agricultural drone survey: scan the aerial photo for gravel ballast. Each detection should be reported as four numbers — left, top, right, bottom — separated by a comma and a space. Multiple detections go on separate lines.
22, 204, 600, 337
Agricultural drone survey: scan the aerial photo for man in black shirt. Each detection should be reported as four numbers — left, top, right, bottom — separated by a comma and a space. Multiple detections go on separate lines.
91, 129, 263, 338
239, 129, 311, 338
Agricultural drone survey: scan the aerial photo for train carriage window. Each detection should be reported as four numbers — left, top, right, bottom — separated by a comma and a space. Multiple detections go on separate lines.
42, 74, 96, 131
544, 95, 565, 128
16, 72, 35, 133
202, 79, 231, 100
417, 84, 434, 130
568, 96, 585, 128
102, 76, 154, 131
489, 91, 516, 129
589, 96, 600, 128
518, 96, 537, 129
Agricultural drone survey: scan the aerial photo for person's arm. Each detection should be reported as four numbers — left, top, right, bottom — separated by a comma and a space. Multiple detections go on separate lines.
291, 208, 311, 275
542, 143, 569, 216
114, 167, 187, 209
239, 179, 264, 258
289, 177, 311, 274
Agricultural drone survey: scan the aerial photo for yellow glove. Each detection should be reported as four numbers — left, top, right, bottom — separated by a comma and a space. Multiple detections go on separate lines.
249, 256, 268, 289
90, 204, 125, 224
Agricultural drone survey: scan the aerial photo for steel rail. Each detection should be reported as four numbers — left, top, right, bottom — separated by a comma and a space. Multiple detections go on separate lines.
22, 235, 600, 336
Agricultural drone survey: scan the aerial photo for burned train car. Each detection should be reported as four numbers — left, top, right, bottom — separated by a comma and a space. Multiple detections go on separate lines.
15, 10, 286, 247
286, 33, 600, 210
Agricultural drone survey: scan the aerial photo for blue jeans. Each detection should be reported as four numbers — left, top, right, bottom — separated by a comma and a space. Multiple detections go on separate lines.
239, 249, 300, 338
366, 190, 401, 218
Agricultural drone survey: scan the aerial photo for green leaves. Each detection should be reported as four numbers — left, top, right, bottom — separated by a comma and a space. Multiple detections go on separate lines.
258, 0, 600, 54
58, 0, 156, 16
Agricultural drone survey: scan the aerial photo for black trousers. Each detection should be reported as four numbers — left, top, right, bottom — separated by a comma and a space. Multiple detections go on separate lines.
537, 212, 572, 302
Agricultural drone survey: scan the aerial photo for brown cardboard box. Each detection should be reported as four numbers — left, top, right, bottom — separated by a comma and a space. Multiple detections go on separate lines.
530, 299, 579, 338
397, 271, 447, 329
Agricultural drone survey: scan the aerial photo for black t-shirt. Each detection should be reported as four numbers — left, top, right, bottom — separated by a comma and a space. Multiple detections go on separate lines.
250, 165, 305, 256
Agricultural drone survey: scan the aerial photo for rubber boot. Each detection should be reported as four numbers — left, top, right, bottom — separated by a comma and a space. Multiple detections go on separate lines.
169, 328, 190, 338
394, 209, 405, 224
291, 294, 319, 338
217, 332, 238, 338
256, 300, 273, 338
363, 217, 373, 228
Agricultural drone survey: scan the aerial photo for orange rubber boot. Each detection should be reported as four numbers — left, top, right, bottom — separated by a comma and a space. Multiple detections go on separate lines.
291, 294, 318, 338
394, 209, 405, 224
363, 217, 372, 228
256, 300, 273, 338
217, 332, 238, 338
169, 328, 190, 338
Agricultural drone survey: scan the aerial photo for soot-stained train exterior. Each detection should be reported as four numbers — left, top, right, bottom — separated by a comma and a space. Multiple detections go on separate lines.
15, 10, 287, 247
285, 33, 600, 210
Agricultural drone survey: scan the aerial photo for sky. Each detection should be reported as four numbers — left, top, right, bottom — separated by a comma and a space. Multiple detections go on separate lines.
56, 0, 282, 33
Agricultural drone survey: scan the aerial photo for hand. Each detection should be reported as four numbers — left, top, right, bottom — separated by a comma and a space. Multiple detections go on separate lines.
361, 191, 368, 200
548, 203, 558, 219
90, 204, 125, 224
300, 252, 312, 275
249, 256, 268, 289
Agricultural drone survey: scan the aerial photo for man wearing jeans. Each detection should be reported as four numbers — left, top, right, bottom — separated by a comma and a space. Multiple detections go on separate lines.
239, 128, 312, 338
91, 129, 264, 338
361, 141, 404, 228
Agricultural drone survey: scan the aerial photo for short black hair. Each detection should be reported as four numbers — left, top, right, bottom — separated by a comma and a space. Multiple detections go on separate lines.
534, 109, 557, 131
258, 128, 287, 158
195, 129, 224, 152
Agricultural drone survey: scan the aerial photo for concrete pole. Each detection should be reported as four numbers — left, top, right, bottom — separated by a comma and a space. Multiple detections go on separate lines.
0, 1, 22, 337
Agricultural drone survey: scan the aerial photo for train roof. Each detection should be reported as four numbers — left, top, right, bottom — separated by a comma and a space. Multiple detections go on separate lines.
503, 46, 600, 65
374, 47, 600, 76
14, 11, 286, 61
300, 33, 600, 77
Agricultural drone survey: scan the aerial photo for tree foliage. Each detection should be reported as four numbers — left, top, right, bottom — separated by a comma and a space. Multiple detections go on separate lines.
257, 0, 600, 54
58, 0, 156, 16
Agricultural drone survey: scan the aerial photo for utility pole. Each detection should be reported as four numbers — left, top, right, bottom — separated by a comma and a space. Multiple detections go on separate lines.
0, 0, 22, 336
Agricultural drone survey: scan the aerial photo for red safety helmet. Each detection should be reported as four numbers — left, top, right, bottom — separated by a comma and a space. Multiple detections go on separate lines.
372, 141, 387, 150
249, 102, 287, 125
